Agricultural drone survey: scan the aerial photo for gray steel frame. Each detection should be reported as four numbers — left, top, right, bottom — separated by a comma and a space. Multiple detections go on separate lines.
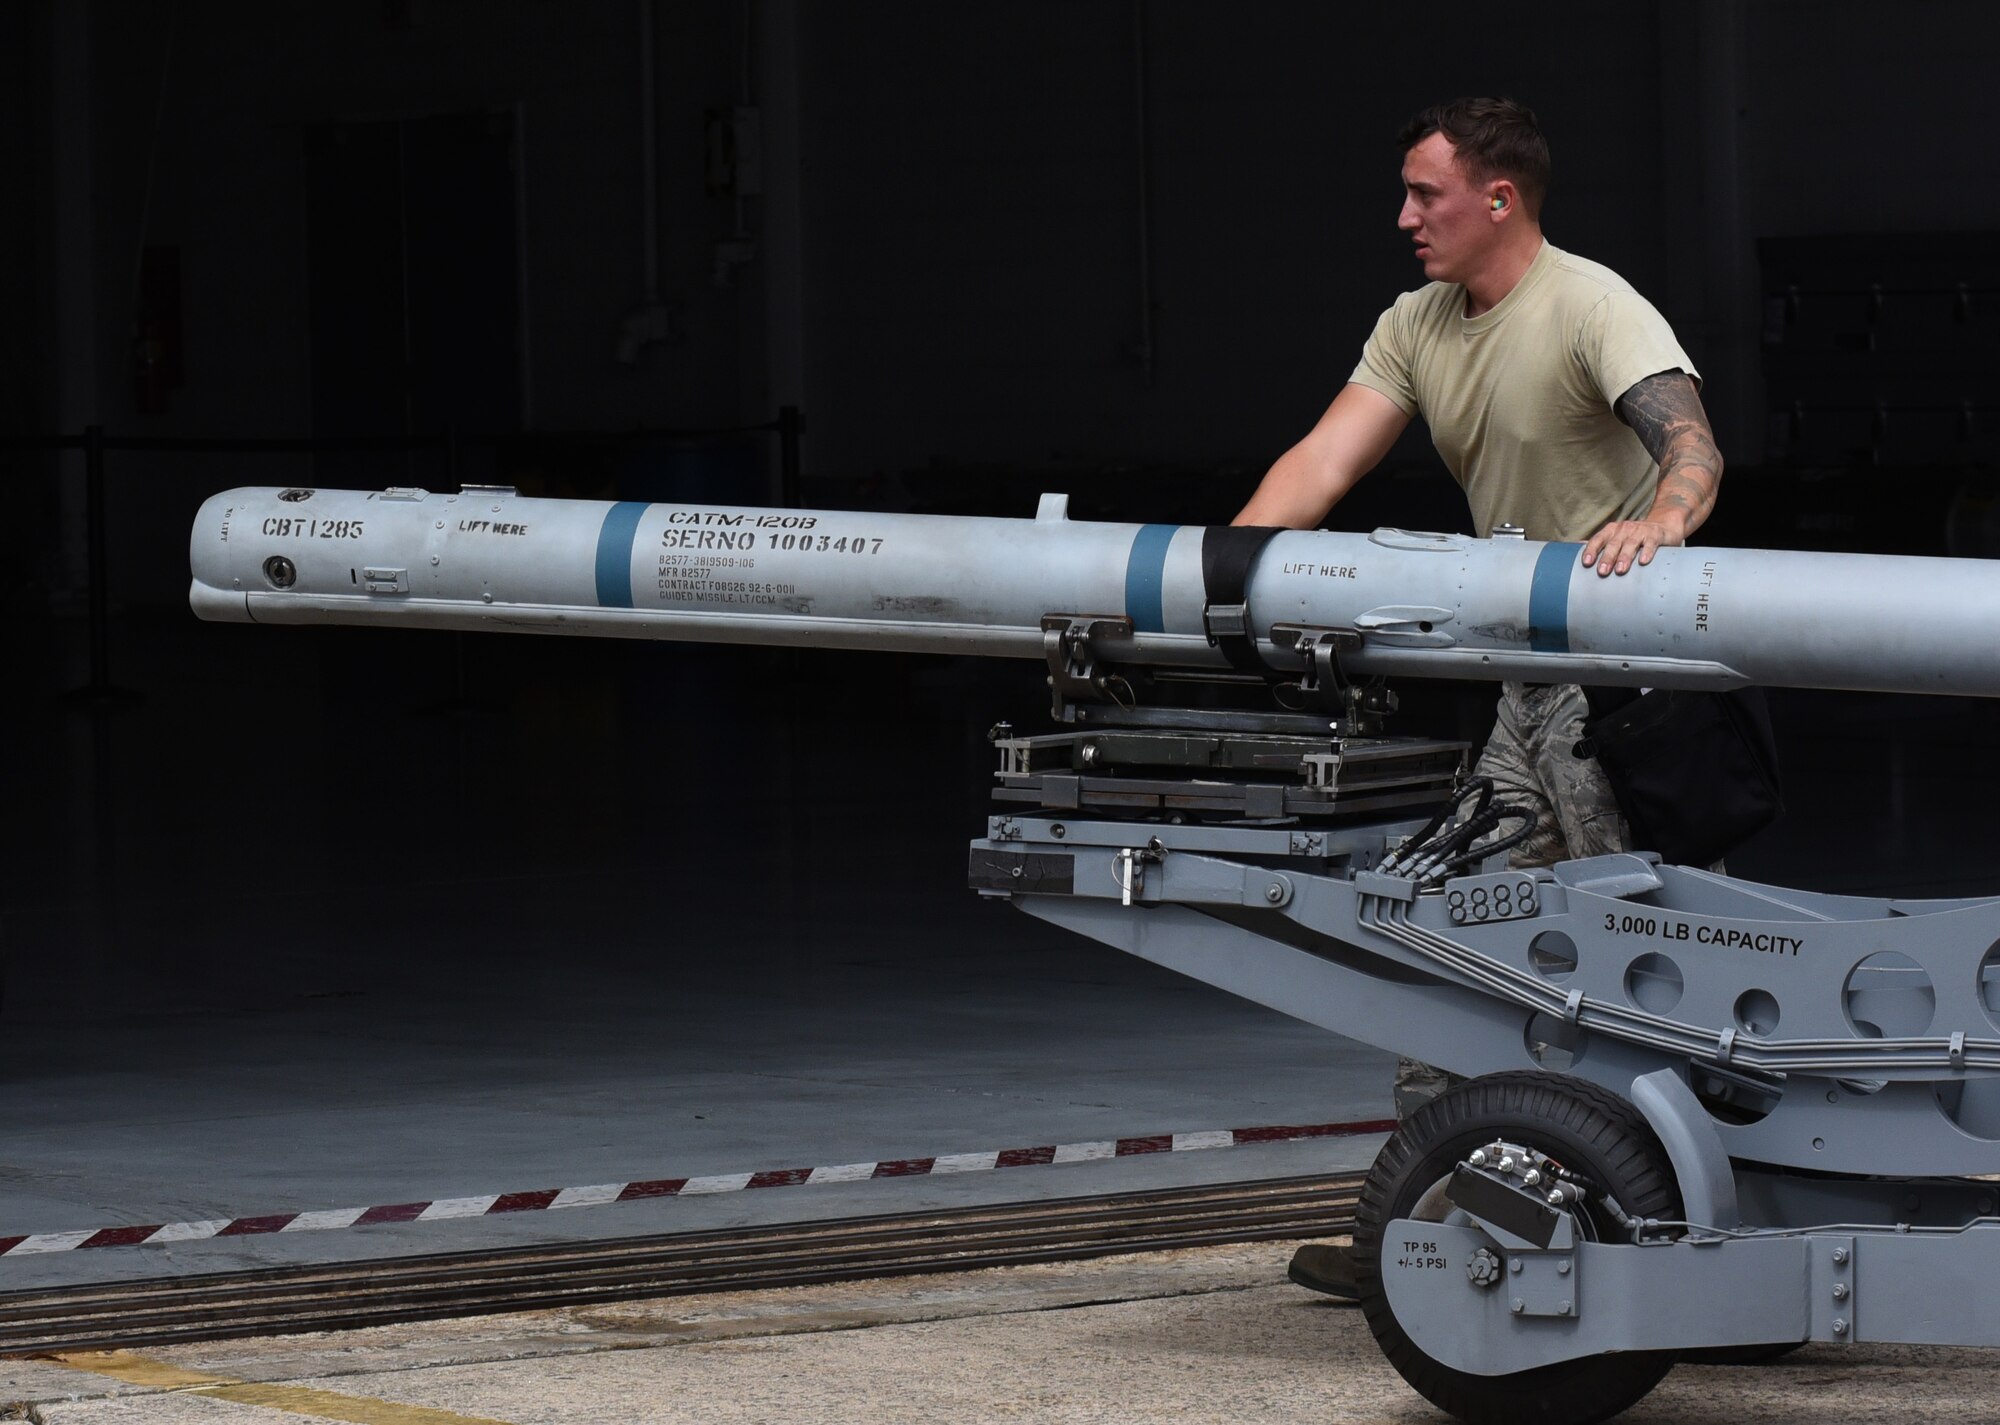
969, 792, 2000, 1374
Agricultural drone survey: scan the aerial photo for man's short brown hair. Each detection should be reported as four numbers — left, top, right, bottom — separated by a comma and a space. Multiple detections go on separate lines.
1399, 97, 1551, 217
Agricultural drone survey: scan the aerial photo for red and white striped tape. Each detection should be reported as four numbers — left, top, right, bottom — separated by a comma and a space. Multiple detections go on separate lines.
0, 1118, 1394, 1257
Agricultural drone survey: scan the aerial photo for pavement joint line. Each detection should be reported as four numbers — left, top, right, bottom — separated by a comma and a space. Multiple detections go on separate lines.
0, 1117, 1393, 1258
46, 1350, 521, 1425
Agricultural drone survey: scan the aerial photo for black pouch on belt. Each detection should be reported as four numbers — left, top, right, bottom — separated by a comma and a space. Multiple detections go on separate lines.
1572, 686, 1784, 867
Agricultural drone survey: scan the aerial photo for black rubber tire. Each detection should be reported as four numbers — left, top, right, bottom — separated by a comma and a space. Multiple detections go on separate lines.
1354, 1071, 1680, 1425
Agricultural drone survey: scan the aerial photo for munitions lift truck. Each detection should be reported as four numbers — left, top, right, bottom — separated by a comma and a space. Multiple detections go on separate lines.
967, 616, 2000, 1425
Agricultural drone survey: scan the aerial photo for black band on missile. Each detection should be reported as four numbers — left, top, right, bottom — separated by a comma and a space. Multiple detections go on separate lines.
1201, 526, 1281, 674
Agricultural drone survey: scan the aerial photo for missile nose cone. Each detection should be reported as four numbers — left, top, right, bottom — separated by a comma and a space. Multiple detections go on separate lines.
189, 489, 256, 622
190, 490, 236, 582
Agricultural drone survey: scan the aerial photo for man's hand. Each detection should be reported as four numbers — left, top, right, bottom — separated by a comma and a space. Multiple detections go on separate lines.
1588, 370, 1724, 576
1582, 516, 1683, 576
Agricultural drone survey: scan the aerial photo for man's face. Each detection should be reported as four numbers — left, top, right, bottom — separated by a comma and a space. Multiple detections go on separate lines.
1398, 132, 1496, 284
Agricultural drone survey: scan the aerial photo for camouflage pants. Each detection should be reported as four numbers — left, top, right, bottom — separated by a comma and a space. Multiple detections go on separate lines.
1393, 683, 1629, 1119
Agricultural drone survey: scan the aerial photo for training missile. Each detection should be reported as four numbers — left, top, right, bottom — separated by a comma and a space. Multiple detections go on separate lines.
189, 484, 2000, 697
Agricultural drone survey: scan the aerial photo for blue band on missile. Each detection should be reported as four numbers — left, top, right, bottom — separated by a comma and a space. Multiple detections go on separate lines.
1528, 542, 1581, 653
1124, 524, 1177, 634
594, 502, 649, 608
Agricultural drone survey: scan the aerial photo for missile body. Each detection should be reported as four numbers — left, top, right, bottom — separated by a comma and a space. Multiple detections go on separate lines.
190, 485, 2000, 696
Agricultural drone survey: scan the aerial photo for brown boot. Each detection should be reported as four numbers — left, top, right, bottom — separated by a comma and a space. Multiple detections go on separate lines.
1287, 1242, 1359, 1301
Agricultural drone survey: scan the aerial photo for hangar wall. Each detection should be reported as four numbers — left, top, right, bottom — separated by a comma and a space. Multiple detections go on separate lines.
796, 1, 1673, 475
50, 0, 759, 441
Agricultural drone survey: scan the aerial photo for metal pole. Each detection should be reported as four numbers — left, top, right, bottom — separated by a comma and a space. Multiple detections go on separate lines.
65, 424, 136, 706
778, 405, 802, 508
83, 423, 111, 696
1130, 0, 1156, 386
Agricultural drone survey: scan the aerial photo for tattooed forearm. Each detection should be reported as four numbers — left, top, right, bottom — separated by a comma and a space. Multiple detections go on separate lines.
1614, 370, 1724, 537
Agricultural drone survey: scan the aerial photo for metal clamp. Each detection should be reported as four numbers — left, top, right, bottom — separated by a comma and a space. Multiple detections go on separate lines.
1203, 603, 1250, 645
1114, 840, 1166, 907
1267, 623, 1394, 732
1040, 614, 1134, 723
1270, 623, 1363, 681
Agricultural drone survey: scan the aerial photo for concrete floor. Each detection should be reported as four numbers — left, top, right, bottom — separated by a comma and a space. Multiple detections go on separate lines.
5, 609, 2000, 1293
4, 620, 1404, 1290
6, 1239, 1998, 1423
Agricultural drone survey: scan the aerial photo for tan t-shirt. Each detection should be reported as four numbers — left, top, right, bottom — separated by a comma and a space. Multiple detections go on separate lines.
1348, 241, 1697, 543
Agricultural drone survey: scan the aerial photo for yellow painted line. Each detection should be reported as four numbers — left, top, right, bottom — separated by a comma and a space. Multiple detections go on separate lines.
49, 1350, 231, 1390
51, 1350, 521, 1425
